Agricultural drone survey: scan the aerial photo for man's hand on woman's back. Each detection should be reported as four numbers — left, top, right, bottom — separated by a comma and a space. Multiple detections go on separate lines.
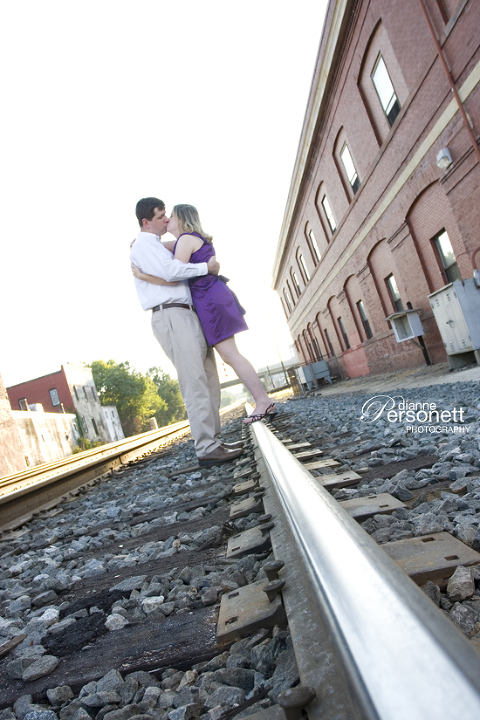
207, 256, 220, 275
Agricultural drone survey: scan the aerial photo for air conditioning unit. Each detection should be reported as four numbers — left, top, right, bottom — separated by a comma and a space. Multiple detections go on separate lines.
428, 278, 480, 368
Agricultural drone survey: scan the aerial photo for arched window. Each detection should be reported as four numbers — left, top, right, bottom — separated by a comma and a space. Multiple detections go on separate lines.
296, 249, 310, 283
314, 185, 336, 241
283, 288, 292, 313
432, 229, 461, 283
324, 327, 335, 357
358, 20, 408, 145
371, 53, 401, 126
334, 127, 361, 202
305, 222, 323, 264
307, 323, 322, 360
357, 300, 373, 339
286, 279, 295, 306
297, 335, 308, 364
291, 269, 301, 296
303, 330, 315, 363
321, 196, 336, 233
340, 143, 360, 194
337, 316, 351, 350
385, 273, 404, 312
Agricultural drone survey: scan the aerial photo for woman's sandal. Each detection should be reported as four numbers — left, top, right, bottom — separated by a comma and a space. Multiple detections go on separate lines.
243, 403, 277, 425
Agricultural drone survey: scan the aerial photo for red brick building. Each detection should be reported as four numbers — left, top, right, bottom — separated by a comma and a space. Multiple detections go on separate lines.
273, 0, 480, 377
7, 363, 110, 443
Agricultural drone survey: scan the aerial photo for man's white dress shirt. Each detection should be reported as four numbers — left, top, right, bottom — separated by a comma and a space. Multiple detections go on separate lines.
130, 231, 207, 310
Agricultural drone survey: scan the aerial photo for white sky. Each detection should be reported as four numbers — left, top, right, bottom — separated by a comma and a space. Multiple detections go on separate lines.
1, 0, 328, 388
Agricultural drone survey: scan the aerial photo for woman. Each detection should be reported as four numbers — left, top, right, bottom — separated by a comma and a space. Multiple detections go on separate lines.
132, 204, 276, 424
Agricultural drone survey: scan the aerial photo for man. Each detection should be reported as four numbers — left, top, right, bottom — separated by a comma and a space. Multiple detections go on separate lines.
130, 197, 243, 466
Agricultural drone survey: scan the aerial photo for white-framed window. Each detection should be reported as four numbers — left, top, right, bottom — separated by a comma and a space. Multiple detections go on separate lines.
321, 196, 336, 233
292, 271, 301, 295
338, 317, 351, 349
371, 54, 400, 126
340, 144, 360, 193
433, 229, 461, 283
49, 388, 60, 406
386, 274, 404, 312
357, 300, 373, 339
299, 254, 310, 281
286, 280, 295, 306
309, 229, 321, 261
283, 288, 292, 313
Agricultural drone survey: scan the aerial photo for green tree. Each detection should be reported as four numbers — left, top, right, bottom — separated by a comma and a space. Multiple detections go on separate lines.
147, 366, 185, 426
220, 390, 237, 408
90, 360, 167, 437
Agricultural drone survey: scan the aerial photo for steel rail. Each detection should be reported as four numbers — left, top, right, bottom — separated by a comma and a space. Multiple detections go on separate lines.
0, 419, 190, 488
0, 422, 191, 531
0, 402, 242, 531
250, 419, 480, 720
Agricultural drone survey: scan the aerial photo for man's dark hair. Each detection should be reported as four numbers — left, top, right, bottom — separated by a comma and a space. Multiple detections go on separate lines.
135, 197, 165, 228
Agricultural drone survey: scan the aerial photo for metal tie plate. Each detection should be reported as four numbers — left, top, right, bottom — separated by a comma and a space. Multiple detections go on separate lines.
217, 580, 286, 642
339, 493, 405, 521
383, 532, 480, 586
226, 525, 272, 558
315, 470, 362, 490
234, 466, 255, 480
234, 478, 259, 496
230, 495, 264, 520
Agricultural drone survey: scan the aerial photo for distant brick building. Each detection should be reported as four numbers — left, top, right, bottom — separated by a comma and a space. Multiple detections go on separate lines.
273, 0, 480, 377
7, 363, 114, 443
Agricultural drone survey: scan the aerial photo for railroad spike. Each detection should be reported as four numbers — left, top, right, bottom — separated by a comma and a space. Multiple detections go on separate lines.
263, 560, 285, 581
262, 578, 285, 601
277, 686, 317, 720
259, 521, 275, 534
258, 513, 273, 523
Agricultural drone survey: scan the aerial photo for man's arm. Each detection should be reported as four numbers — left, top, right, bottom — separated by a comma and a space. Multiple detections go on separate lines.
131, 263, 177, 286
130, 238, 209, 282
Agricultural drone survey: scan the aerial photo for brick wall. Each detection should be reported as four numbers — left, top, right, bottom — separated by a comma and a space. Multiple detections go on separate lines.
274, 0, 480, 376
0, 373, 27, 477
7, 369, 73, 413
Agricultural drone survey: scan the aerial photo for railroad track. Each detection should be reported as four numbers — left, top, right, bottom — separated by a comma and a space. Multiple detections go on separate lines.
0, 404, 241, 532
1, 396, 480, 719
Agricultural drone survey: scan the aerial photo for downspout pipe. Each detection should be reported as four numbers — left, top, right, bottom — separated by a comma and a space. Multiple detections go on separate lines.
417, 0, 480, 169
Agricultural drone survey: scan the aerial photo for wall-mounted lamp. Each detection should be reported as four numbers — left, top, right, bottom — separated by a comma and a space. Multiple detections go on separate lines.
436, 147, 453, 170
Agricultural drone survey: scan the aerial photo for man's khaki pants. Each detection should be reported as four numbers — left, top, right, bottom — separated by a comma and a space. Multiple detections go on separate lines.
151, 306, 221, 457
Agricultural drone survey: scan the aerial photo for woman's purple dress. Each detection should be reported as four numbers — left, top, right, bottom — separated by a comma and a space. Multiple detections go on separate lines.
174, 232, 248, 346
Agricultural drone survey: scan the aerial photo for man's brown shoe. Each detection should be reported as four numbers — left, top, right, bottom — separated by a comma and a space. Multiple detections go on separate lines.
221, 440, 244, 450
198, 445, 243, 466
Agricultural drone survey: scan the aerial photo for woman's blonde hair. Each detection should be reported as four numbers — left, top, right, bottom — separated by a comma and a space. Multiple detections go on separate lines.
173, 204, 213, 244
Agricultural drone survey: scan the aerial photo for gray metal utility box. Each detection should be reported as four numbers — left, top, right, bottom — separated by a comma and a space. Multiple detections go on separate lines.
428, 278, 480, 369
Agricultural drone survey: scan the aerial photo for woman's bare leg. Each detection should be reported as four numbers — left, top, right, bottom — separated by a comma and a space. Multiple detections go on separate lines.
214, 336, 273, 415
